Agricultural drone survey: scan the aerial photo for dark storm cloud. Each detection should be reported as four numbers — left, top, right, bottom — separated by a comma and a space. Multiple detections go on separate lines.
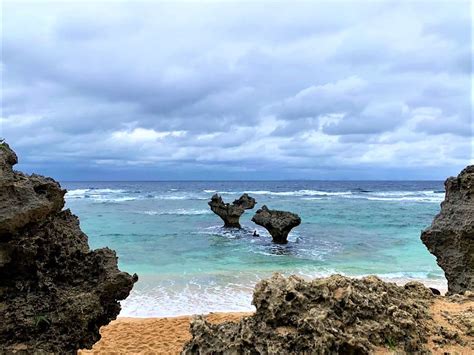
1, 0, 471, 180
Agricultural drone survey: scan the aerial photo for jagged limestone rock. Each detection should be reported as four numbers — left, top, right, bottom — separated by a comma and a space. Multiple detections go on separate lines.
421, 165, 474, 294
0, 142, 138, 353
208, 193, 256, 228
251, 205, 301, 244
183, 274, 439, 354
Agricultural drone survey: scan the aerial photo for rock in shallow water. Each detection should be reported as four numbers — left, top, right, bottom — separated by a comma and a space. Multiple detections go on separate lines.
251, 205, 301, 244
208, 193, 256, 228
421, 165, 474, 295
0, 142, 138, 353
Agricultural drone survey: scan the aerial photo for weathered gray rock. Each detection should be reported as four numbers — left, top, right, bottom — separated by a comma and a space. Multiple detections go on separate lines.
251, 205, 301, 244
183, 274, 437, 354
233, 193, 257, 210
421, 165, 474, 295
208, 193, 256, 228
0, 142, 138, 353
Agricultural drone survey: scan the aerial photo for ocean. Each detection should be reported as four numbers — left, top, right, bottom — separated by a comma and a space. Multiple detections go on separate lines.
62, 180, 446, 317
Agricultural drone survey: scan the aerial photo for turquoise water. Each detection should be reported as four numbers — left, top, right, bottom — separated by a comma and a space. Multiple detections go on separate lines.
63, 181, 445, 316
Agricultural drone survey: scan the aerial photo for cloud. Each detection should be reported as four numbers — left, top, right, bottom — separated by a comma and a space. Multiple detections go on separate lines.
1, 0, 471, 180
323, 102, 407, 135
269, 76, 367, 120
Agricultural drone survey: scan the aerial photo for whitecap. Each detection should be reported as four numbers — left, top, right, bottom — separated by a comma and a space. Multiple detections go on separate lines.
66, 188, 128, 200
139, 209, 211, 216
244, 190, 352, 197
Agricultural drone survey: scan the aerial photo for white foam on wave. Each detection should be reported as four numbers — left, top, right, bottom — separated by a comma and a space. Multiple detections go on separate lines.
200, 225, 253, 239
140, 209, 211, 216
119, 269, 447, 317
67, 187, 444, 204
361, 191, 444, 203
244, 189, 353, 197
212, 189, 444, 203
66, 188, 135, 203
120, 276, 256, 317
212, 190, 352, 197
66, 188, 208, 202
98, 196, 137, 202
65, 189, 89, 197
298, 190, 444, 203
66, 188, 127, 199
365, 196, 442, 203
154, 194, 208, 200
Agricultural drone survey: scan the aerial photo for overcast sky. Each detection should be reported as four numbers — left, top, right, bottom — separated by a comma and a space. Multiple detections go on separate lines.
1, 0, 472, 180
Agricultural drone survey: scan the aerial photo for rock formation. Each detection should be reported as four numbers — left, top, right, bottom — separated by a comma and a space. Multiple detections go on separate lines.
208, 193, 256, 228
251, 205, 301, 244
184, 274, 466, 354
233, 193, 257, 210
0, 142, 138, 353
421, 165, 474, 294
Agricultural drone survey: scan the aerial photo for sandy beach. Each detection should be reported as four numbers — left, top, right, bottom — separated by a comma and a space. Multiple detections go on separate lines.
78, 312, 251, 354
79, 298, 473, 355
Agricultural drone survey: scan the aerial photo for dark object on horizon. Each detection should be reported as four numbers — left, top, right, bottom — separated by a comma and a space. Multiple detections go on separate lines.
183, 274, 441, 353
429, 287, 441, 295
208, 193, 256, 228
421, 165, 474, 295
251, 205, 301, 244
0, 142, 138, 353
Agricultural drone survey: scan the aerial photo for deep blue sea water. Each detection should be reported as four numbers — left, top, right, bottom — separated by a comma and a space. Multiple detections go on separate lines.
62, 181, 445, 317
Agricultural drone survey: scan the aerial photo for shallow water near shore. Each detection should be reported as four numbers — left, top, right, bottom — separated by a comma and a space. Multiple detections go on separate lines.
63, 180, 446, 317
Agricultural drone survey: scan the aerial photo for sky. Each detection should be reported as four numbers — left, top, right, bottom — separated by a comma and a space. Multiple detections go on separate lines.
1, 0, 472, 180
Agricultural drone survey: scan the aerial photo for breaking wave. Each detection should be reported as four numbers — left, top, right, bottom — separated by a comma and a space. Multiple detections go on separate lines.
139, 209, 211, 216
216, 189, 444, 203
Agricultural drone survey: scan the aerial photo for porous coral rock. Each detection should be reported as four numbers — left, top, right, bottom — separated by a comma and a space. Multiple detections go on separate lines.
208, 193, 256, 228
421, 165, 474, 294
183, 274, 436, 354
251, 205, 301, 244
0, 142, 138, 353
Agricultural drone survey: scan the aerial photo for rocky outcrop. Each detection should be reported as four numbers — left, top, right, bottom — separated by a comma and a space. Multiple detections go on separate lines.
233, 193, 257, 210
251, 205, 301, 244
0, 142, 138, 353
183, 274, 446, 353
208, 193, 256, 228
421, 165, 474, 294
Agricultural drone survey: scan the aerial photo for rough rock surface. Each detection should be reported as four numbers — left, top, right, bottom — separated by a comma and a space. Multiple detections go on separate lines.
233, 193, 257, 210
251, 205, 301, 244
421, 165, 474, 294
208, 193, 256, 228
0, 142, 138, 353
183, 274, 440, 354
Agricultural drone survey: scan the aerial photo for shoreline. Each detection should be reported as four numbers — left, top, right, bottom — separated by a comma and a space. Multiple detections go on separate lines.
79, 296, 473, 355
119, 274, 448, 318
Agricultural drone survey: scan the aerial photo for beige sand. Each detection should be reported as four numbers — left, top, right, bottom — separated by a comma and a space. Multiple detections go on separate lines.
79, 299, 473, 354
78, 312, 251, 355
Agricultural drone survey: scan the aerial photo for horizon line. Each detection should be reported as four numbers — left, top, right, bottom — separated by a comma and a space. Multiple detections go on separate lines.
59, 179, 445, 183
